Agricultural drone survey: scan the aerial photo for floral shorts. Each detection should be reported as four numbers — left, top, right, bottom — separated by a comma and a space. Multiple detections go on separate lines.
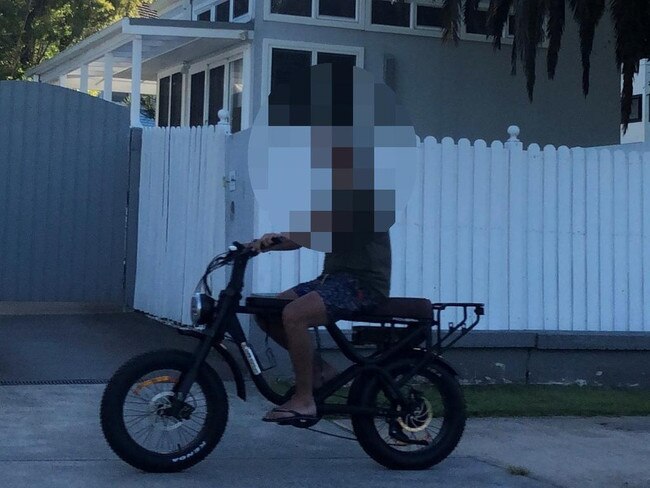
291, 272, 386, 323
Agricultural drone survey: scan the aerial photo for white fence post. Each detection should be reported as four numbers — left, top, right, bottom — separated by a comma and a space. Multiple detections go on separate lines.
218, 109, 231, 135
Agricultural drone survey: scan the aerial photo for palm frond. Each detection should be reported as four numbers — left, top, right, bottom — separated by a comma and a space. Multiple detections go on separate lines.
523, 0, 548, 100
545, 0, 565, 79
487, 0, 515, 50
442, 0, 462, 44
569, 0, 605, 96
610, 0, 647, 132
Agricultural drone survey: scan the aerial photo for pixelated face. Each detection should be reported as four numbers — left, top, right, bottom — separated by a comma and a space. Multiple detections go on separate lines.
248, 63, 417, 253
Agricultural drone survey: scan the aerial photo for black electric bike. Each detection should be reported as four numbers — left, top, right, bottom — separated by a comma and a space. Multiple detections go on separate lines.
100, 238, 484, 472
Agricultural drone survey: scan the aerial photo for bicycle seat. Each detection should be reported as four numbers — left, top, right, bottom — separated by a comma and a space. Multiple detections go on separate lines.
245, 296, 433, 323
338, 297, 433, 323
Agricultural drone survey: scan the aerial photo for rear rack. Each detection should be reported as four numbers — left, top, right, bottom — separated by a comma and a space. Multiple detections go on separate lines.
351, 302, 484, 354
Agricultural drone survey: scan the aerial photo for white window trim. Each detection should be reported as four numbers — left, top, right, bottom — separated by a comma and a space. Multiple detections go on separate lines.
264, 0, 520, 45
265, 0, 362, 29
261, 38, 365, 106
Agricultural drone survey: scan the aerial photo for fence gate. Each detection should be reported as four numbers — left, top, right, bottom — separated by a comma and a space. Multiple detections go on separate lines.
0, 81, 134, 306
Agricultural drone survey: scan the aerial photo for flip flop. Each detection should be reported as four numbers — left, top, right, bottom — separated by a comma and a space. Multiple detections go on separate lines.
262, 408, 320, 426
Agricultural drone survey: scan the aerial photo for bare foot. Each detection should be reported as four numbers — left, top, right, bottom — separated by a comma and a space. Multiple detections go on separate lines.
263, 395, 317, 421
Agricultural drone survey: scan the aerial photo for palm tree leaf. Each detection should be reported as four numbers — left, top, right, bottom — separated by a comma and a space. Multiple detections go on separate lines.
442, 0, 462, 44
523, 0, 548, 101
487, 0, 514, 50
545, 0, 565, 79
610, 0, 647, 131
568, 0, 605, 96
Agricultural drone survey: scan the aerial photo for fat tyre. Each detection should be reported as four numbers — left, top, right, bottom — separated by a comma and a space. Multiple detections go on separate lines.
351, 358, 466, 470
100, 349, 228, 472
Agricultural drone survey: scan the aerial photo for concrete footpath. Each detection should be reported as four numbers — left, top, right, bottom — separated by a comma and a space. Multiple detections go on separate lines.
1, 384, 649, 488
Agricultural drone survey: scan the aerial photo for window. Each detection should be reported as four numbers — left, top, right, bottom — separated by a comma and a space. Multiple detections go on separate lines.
195, 0, 251, 22
157, 72, 183, 127
170, 73, 183, 127
316, 52, 357, 69
465, 8, 488, 35
269, 45, 360, 101
233, 0, 250, 18
371, 0, 410, 27
628, 95, 643, 123
158, 77, 170, 127
271, 0, 311, 16
208, 65, 225, 125
197, 9, 212, 21
216, 0, 230, 20
271, 0, 356, 20
416, 4, 444, 29
319, 0, 355, 18
271, 48, 312, 95
190, 72, 206, 127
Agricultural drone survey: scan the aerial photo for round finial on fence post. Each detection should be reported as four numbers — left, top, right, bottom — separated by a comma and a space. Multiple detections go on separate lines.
505, 125, 522, 149
218, 109, 231, 135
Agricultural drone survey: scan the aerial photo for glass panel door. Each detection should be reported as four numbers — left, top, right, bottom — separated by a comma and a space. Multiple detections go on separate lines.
208, 65, 225, 125
229, 58, 243, 133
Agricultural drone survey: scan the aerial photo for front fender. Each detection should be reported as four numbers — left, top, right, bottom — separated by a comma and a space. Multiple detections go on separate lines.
213, 343, 247, 401
176, 328, 247, 400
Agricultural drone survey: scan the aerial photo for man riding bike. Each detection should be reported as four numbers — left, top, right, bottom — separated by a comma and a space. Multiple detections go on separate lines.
247, 231, 391, 424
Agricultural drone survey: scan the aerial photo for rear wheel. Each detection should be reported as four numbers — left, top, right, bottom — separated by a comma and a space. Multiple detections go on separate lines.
100, 349, 228, 472
350, 358, 466, 469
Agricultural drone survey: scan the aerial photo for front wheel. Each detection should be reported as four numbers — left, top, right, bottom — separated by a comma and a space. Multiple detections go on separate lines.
350, 358, 466, 470
100, 349, 228, 472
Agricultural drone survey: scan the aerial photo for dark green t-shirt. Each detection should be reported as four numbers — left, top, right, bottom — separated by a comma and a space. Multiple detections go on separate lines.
321, 232, 392, 297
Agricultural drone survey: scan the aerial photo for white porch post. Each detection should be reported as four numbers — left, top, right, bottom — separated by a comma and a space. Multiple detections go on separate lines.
59, 74, 67, 88
131, 35, 143, 128
80, 64, 89, 93
103, 53, 114, 101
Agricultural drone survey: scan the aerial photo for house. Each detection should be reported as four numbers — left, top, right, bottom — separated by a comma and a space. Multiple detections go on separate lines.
620, 58, 650, 145
27, 0, 620, 147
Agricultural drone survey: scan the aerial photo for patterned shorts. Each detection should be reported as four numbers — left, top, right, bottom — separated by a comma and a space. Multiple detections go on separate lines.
292, 272, 387, 324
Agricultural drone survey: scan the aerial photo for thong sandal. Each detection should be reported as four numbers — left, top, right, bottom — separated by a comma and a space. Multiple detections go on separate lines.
262, 408, 320, 426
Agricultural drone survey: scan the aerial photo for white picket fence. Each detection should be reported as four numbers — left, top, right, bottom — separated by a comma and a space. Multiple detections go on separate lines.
135, 125, 650, 332
134, 126, 228, 324
255, 132, 650, 332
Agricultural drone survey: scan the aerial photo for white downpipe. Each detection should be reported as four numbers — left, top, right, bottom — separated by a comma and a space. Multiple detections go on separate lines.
131, 36, 143, 128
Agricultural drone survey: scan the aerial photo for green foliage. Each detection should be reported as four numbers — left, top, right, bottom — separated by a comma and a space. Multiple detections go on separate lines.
0, 0, 147, 80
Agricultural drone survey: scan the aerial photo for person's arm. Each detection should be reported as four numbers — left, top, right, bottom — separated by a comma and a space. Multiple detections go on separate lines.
248, 233, 301, 252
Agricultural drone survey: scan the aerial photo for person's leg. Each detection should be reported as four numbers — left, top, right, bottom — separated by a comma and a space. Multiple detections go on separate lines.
254, 288, 298, 348
263, 291, 329, 420
254, 288, 337, 387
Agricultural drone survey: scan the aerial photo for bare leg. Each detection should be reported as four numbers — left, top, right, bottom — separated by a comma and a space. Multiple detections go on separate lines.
263, 291, 329, 420
254, 290, 337, 388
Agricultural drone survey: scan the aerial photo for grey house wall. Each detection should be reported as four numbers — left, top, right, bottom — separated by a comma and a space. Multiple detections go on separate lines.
0, 82, 134, 306
250, 3, 619, 148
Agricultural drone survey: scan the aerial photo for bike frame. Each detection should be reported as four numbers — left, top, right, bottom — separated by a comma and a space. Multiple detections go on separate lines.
171, 247, 483, 419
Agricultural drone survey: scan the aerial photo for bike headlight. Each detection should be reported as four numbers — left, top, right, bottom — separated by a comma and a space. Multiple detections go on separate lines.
190, 281, 215, 327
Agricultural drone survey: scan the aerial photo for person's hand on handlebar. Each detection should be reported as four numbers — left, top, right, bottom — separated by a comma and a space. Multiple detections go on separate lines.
246, 233, 301, 253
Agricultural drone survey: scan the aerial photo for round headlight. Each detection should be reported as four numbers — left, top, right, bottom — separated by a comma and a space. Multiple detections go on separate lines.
191, 292, 214, 326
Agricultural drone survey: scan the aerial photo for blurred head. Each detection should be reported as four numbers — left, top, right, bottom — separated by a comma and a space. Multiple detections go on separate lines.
248, 63, 417, 253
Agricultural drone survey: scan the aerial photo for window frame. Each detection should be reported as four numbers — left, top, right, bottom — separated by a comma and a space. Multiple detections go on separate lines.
156, 69, 185, 127
261, 38, 365, 104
